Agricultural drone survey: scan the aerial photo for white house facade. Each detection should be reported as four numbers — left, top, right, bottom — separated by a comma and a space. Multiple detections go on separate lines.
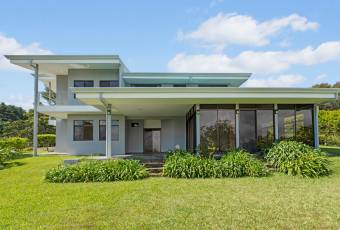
5, 55, 339, 157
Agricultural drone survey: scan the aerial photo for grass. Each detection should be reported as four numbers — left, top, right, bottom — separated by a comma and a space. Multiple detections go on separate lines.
0, 154, 339, 229
321, 145, 340, 156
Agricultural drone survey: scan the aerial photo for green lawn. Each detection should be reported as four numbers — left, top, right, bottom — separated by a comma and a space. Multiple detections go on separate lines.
0, 155, 340, 229
321, 145, 340, 156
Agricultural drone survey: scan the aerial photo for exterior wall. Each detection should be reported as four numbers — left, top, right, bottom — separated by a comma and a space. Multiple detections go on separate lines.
55, 114, 125, 155
56, 75, 68, 105
125, 117, 186, 153
66, 69, 119, 105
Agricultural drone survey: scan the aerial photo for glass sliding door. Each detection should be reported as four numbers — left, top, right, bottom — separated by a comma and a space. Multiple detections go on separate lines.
239, 110, 256, 152
218, 109, 236, 151
200, 108, 218, 154
295, 105, 313, 145
256, 110, 274, 149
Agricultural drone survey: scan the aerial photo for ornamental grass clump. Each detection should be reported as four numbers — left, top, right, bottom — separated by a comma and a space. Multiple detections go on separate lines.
265, 141, 330, 177
45, 159, 149, 183
163, 149, 268, 178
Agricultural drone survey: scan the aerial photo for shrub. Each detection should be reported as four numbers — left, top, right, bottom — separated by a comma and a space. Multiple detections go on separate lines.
45, 159, 149, 183
38, 134, 56, 148
220, 150, 269, 177
0, 137, 28, 151
0, 148, 20, 166
163, 149, 268, 178
265, 141, 330, 177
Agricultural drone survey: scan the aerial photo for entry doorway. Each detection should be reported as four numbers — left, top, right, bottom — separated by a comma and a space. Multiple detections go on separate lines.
143, 129, 161, 153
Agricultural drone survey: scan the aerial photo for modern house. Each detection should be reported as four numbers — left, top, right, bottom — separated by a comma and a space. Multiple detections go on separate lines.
5, 55, 339, 157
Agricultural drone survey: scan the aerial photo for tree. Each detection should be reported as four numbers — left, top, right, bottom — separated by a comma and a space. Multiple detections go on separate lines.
0, 103, 25, 122
40, 87, 56, 105
312, 82, 340, 110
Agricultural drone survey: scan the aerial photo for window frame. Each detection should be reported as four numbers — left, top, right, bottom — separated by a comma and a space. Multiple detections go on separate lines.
99, 120, 119, 141
99, 80, 119, 87
73, 120, 93, 141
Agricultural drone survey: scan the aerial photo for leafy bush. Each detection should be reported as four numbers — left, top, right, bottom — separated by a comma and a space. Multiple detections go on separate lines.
163, 149, 268, 178
0, 148, 20, 166
0, 137, 28, 151
220, 150, 269, 177
266, 141, 330, 177
319, 110, 340, 146
38, 134, 55, 148
45, 159, 149, 183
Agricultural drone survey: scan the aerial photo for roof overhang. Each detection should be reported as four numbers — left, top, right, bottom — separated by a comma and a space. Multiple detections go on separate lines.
37, 105, 105, 119
5, 55, 126, 92
72, 87, 339, 116
123, 72, 250, 87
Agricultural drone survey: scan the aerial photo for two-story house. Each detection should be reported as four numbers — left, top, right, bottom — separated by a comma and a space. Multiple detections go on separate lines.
5, 55, 339, 157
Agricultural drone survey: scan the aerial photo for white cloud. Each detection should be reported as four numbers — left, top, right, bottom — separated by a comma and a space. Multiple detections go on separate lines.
0, 33, 51, 71
179, 13, 319, 50
168, 41, 340, 74
243, 74, 306, 87
5, 94, 33, 110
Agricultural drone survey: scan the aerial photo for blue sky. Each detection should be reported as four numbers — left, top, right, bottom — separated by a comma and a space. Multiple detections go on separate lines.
0, 0, 339, 109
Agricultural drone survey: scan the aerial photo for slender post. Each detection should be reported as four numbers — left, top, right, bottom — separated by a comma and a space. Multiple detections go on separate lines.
106, 104, 112, 158
235, 104, 240, 148
195, 104, 200, 155
33, 64, 39, 157
48, 81, 52, 105
274, 104, 279, 141
313, 104, 319, 148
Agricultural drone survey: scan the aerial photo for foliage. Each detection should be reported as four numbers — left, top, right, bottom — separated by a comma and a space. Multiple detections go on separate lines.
319, 110, 340, 146
0, 148, 20, 166
40, 87, 56, 105
45, 159, 149, 183
0, 102, 25, 122
38, 134, 56, 148
220, 149, 269, 177
163, 149, 268, 178
0, 137, 29, 151
266, 141, 330, 177
0, 110, 55, 140
312, 82, 340, 110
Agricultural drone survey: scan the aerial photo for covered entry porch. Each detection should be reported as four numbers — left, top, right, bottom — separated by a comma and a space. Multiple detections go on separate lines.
73, 87, 338, 157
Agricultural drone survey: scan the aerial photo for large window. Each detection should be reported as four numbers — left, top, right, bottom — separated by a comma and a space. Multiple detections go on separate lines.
73, 120, 93, 141
74, 80, 94, 87
99, 120, 119, 141
278, 104, 314, 145
200, 105, 235, 154
100, 80, 119, 87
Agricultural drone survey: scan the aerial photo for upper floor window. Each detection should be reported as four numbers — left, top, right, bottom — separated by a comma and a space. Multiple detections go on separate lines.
130, 84, 161, 87
198, 84, 229, 87
100, 80, 119, 87
173, 84, 186, 87
73, 120, 93, 141
74, 80, 94, 87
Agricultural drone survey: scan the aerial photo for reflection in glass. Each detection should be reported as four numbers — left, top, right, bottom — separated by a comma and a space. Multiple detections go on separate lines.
240, 110, 256, 152
218, 109, 236, 151
256, 110, 274, 150
296, 108, 313, 145
200, 109, 218, 154
278, 109, 295, 140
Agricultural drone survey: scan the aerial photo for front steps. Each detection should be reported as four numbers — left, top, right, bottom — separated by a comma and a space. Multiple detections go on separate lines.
127, 153, 166, 177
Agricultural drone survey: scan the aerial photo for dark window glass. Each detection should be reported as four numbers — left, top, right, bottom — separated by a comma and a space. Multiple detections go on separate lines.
73, 120, 93, 141
99, 120, 119, 141
100, 80, 119, 87
200, 109, 218, 154
240, 110, 257, 152
74, 80, 94, 87
198, 85, 229, 87
278, 109, 295, 140
218, 109, 236, 151
200, 107, 236, 154
173, 84, 186, 87
295, 108, 313, 145
256, 110, 274, 150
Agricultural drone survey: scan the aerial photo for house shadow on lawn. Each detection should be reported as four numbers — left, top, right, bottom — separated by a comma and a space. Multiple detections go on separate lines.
0, 161, 25, 170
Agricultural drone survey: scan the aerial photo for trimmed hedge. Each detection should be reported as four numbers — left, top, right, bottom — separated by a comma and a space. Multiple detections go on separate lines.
0, 137, 28, 151
0, 148, 20, 166
163, 149, 268, 178
319, 110, 340, 146
45, 159, 149, 183
38, 134, 55, 148
265, 141, 330, 177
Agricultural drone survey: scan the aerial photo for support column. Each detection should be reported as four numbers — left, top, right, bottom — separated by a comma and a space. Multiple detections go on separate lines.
33, 64, 39, 157
274, 104, 279, 141
235, 104, 240, 148
106, 104, 112, 158
195, 104, 200, 155
313, 104, 319, 148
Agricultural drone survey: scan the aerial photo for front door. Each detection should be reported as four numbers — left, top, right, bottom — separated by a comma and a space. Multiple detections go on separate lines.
143, 129, 161, 153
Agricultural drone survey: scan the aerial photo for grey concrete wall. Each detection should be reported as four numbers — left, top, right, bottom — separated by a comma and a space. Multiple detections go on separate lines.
126, 120, 144, 153
67, 69, 119, 105
125, 117, 186, 153
55, 114, 125, 155
56, 75, 68, 105
161, 117, 186, 152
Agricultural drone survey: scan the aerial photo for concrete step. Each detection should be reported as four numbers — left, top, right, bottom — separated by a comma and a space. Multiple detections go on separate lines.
147, 167, 163, 174
143, 162, 164, 168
